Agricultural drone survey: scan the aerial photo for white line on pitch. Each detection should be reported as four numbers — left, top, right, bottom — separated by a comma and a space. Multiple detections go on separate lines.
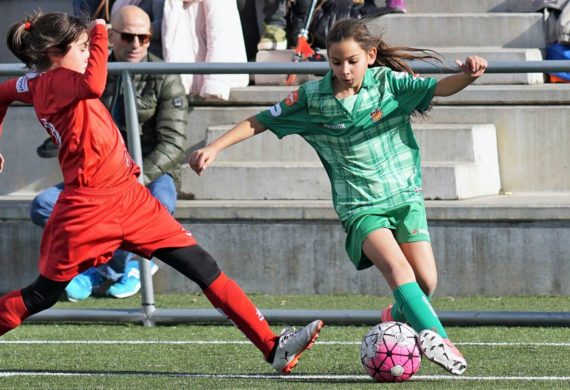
1, 372, 570, 382
1, 340, 570, 347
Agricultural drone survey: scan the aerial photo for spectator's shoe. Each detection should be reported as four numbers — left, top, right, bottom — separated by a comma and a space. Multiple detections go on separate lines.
65, 268, 104, 302
386, 0, 407, 13
380, 304, 394, 322
36, 137, 59, 158
107, 260, 159, 299
257, 24, 287, 50
419, 330, 467, 375
271, 319, 324, 374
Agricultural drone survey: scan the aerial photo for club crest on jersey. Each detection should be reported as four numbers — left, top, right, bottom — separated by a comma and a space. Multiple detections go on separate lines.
370, 108, 383, 122
284, 90, 299, 106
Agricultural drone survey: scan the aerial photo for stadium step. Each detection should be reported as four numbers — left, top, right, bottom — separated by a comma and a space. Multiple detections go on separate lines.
207, 123, 498, 164
203, 84, 570, 107
255, 47, 544, 85
366, 13, 546, 48
400, 0, 535, 13
183, 123, 500, 200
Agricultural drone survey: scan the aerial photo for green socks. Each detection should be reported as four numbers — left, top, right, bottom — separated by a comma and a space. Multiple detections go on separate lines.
393, 282, 448, 338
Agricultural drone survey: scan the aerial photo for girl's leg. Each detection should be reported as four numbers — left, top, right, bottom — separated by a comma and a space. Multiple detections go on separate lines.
362, 229, 446, 336
400, 241, 438, 297
363, 230, 467, 375
386, 241, 437, 321
153, 245, 323, 374
0, 275, 68, 336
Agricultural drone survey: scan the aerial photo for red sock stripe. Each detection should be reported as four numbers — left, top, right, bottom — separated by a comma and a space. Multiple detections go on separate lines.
0, 290, 29, 336
204, 272, 277, 359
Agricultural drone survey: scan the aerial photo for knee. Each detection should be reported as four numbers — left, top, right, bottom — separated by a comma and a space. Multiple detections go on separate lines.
21, 276, 67, 315
29, 194, 54, 228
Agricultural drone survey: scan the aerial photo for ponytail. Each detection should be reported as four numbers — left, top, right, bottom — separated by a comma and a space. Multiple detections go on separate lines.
6, 12, 87, 70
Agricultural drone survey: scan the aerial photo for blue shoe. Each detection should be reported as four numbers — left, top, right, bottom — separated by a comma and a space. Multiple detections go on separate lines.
107, 259, 159, 299
65, 268, 105, 302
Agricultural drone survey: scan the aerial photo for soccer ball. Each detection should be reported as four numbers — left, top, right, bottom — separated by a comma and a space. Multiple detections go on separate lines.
360, 321, 421, 382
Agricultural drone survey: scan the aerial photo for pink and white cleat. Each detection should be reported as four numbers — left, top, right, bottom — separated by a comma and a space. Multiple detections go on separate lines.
418, 330, 467, 375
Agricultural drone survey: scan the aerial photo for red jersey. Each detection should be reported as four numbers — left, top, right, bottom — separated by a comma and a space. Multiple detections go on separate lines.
0, 24, 139, 188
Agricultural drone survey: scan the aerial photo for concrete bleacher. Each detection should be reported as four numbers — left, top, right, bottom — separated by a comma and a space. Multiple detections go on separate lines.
1, 0, 570, 296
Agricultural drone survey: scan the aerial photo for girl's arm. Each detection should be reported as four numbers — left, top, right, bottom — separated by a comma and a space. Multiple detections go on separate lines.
76, 20, 108, 99
434, 56, 487, 97
190, 115, 267, 175
55, 20, 108, 101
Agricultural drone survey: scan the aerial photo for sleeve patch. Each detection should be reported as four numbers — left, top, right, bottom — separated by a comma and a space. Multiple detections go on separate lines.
172, 96, 185, 108
284, 90, 299, 106
16, 76, 29, 93
270, 102, 282, 117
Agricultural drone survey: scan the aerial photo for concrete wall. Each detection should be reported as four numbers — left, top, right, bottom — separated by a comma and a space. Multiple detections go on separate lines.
1, 213, 569, 296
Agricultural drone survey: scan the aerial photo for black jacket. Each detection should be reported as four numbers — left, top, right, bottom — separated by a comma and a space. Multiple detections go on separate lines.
102, 52, 188, 187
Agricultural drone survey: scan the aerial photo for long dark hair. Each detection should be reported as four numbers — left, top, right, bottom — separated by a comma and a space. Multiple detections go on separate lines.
326, 18, 442, 73
7, 12, 87, 70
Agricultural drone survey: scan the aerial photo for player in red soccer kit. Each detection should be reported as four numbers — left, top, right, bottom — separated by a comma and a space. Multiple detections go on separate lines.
0, 12, 322, 374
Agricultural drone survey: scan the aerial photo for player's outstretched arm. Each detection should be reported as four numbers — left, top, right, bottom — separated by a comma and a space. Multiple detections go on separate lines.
190, 116, 267, 176
0, 153, 4, 173
435, 55, 487, 97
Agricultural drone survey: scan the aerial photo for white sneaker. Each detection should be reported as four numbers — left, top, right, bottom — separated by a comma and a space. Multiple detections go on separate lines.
419, 330, 467, 375
271, 319, 323, 374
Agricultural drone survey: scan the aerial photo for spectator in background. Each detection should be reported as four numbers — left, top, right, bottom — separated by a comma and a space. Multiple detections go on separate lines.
31, 5, 188, 301
257, 0, 288, 50
162, 0, 249, 101
111, 0, 164, 57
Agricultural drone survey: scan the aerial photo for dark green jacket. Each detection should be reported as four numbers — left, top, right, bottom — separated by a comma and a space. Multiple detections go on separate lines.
102, 52, 188, 187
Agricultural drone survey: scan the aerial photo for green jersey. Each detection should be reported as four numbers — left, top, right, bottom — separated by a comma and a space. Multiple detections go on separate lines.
256, 67, 437, 230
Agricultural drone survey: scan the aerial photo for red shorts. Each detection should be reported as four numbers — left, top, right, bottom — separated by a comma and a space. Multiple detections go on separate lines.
39, 178, 196, 281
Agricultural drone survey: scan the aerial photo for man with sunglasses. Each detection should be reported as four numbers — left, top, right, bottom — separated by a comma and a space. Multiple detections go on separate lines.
30, 5, 188, 301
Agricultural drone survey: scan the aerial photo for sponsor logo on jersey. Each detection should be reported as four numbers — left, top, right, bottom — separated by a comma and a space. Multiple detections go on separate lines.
322, 123, 346, 130
393, 71, 424, 80
284, 90, 299, 106
370, 108, 383, 122
270, 102, 282, 117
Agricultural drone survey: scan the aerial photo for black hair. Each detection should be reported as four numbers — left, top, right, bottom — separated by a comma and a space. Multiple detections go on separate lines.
7, 12, 87, 70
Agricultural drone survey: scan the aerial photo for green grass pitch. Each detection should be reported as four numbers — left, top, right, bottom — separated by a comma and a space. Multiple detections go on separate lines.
0, 295, 569, 389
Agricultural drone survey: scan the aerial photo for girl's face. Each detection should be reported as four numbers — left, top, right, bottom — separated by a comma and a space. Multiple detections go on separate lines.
51, 32, 90, 74
328, 39, 376, 93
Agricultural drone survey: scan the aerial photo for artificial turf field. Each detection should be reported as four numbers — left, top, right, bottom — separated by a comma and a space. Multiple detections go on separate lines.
0, 295, 569, 389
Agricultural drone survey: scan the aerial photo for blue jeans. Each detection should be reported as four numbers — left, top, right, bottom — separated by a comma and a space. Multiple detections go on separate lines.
30, 174, 177, 281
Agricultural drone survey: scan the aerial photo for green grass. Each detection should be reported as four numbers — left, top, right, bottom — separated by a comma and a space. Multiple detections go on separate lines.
1, 295, 569, 389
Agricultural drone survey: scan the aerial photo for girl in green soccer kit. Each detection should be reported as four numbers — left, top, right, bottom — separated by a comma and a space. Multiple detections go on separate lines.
190, 19, 487, 375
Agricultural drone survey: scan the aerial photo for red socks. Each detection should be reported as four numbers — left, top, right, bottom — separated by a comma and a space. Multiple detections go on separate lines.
0, 290, 29, 336
204, 272, 277, 359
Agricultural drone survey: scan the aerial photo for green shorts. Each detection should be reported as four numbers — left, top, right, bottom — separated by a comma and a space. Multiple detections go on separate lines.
345, 202, 430, 270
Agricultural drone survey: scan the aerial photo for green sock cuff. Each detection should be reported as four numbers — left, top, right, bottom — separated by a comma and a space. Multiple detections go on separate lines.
393, 282, 425, 303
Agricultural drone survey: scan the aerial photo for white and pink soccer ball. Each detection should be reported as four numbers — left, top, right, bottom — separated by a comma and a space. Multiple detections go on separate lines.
360, 321, 422, 382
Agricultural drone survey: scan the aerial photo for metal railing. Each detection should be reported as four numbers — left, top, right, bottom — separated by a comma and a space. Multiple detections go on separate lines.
2, 60, 570, 326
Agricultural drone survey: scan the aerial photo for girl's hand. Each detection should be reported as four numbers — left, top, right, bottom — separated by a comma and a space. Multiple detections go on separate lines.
0, 153, 5, 173
87, 19, 107, 35
455, 56, 487, 78
189, 146, 218, 176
